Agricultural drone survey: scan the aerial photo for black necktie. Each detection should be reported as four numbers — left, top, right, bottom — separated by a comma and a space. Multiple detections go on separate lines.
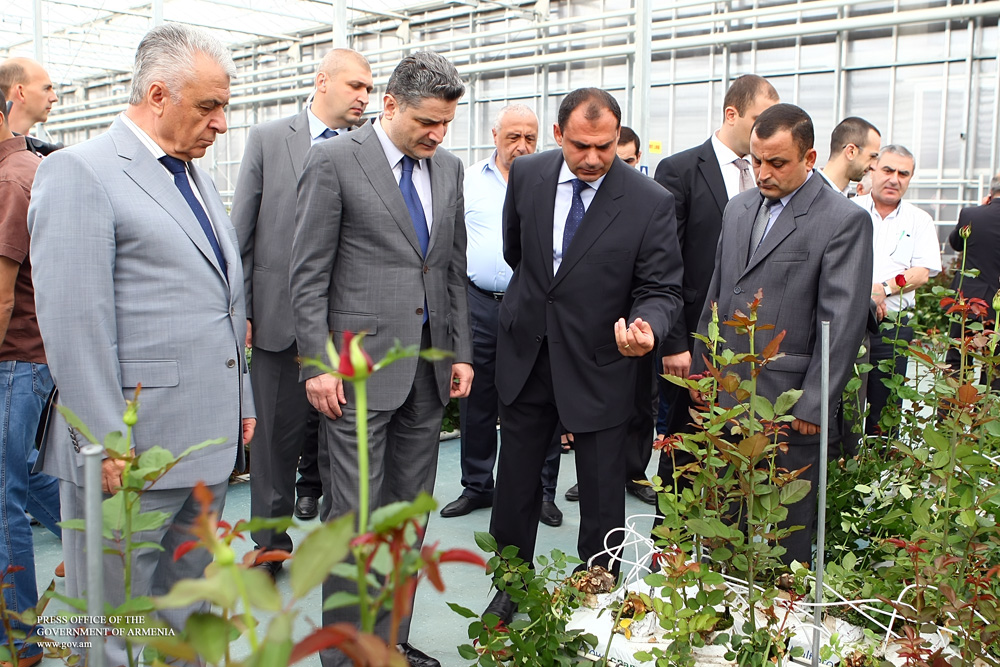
158, 155, 227, 278
562, 179, 587, 256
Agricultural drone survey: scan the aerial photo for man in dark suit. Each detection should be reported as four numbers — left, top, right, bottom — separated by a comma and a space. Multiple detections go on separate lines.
653, 75, 778, 487
232, 48, 373, 576
946, 173, 1000, 386
485, 88, 683, 623
289, 51, 471, 667
692, 103, 873, 565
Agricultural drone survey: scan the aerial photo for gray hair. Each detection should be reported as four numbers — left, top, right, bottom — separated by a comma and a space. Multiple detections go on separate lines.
129, 23, 236, 105
385, 51, 464, 109
879, 144, 915, 168
990, 173, 1000, 196
493, 103, 536, 133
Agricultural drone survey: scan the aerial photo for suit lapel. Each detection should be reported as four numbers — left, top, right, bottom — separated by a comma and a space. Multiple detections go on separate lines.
697, 138, 729, 216
741, 174, 823, 276
191, 165, 234, 286
352, 122, 424, 259
112, 120, 228, 283
533, 153, 560, 282
286, 108, 311, 180
426, 150, 447, 257
551, 160, 622, 289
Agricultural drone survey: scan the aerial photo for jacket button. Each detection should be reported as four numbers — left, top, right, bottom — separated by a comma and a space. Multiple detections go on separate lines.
416, 307, 424, 315
734, 286, 743, 295
423, 265, 429, 274
230, 307, 236, 317
535, 335, 542, 343
547, 297, 554, 304
226, 358, 236, 368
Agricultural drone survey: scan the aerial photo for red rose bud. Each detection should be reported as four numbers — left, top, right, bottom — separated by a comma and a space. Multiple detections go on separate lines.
337, 331, 374, 379
959, 225, 972, 239
894, 274, 907, 288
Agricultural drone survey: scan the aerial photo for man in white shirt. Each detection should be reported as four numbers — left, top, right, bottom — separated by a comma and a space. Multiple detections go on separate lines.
853, 145, 942, 435
817, 117, 881, 195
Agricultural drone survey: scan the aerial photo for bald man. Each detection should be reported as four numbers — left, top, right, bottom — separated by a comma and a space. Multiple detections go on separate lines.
231, 48, 374, 576
0, 58, 58, 136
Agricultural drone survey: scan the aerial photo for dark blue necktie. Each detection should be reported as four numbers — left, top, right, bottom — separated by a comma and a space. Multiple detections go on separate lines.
320, 128, 338, 140
562, 178, 587, 256
399, 155, 429, 257
159, 155, 227, 278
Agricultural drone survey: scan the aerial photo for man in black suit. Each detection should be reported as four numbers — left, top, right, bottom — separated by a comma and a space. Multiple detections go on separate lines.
485, 88, 682, 622
947, 174, 1000, 386
653, 75, 778, 486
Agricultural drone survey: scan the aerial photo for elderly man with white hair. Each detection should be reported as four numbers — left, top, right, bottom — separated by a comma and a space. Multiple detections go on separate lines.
28, 23, 254, 665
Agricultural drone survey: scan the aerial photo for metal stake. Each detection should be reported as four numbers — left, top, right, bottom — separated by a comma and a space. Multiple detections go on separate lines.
82, 444, 106, 667
812, 321, 831, 666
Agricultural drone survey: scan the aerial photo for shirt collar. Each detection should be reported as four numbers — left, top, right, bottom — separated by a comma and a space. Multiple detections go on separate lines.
711, 131, 744, 166
0, 135, 29, 163
374, 115, 419, 171
120, 112, 168, 162
558, 159, 608, 191
306, 104, 340, 141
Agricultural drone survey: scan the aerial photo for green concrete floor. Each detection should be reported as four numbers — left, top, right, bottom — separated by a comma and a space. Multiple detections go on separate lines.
30, 433, 659, 666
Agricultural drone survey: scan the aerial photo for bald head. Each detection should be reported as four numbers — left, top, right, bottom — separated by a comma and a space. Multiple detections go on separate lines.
0, 57, 58, 134
312, 48, 373, 131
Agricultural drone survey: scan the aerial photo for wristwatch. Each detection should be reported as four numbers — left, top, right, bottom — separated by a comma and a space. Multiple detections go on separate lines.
881, 281, 892, 296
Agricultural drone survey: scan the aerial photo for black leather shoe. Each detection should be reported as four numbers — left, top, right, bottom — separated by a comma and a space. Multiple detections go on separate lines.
253, 558, 282, 581
539, 500, 563, 527
564, 483, 579, 502
294, 496, 319, 520
396, 642, 440, 667
439, 494, 492, 518
483, 589, 516, 626
626, 482, 658, 506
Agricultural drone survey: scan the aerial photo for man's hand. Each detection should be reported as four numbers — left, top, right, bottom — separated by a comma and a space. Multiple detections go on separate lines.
102, 457, 128, 494
662, 351, 692, 378
306, 374, 347, 419
450, 363, 474, 398
871, 282, 887, 306
242, 418, 256, 445
876, 301, 888, 321
615, 317, 655, 357
791, 419, 819, 436
245, 320, 253, 349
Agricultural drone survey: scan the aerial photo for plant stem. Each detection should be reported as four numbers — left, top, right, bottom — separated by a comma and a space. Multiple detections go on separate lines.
232, 564, 259, 652
352, 378, 373, 632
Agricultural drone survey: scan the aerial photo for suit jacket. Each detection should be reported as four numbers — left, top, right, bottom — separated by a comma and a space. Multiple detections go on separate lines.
948, 198, 1000, 317
27, 117, 252, 487
231, 108, 312, 352
692, 172, 873, 442
496, 150, 683, 433
655, 138, 729, 356
289, 119, 471, 410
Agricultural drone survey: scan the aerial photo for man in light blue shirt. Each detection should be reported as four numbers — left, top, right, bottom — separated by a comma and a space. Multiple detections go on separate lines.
440, 105, 564, 527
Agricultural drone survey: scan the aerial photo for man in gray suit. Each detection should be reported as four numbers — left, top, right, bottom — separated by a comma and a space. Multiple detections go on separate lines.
28, 24, 254, 664
289, 51, 472, 667
693, 103, 872, 565
232, 48, 373, 575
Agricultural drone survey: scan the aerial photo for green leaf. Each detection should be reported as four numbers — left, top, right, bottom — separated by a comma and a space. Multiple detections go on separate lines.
687, 518, 717, 538
183, 613, 237, 664
130, 509, 172, 534
370, 493, 437, 533
773, 388, 803, 416
751, 394, 774, 421
176, 437, 227, 461
923, 424, 949, 452
104, 430, 130, 457
322, 591, 360, 611
447, 602, 478, 619
58, 518, 87, 532
243, 567, 283, 611
289, 513, 353, 599
55, 405, 100, 445
157, 567, 238, 609
475, 531, 498, 554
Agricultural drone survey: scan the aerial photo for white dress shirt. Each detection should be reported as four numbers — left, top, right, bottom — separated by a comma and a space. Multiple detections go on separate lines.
373, 117, 434, 231
120, 112, 221, 236
464, 152, 512, 292
756, 170, 814, 246
306, 105, 348, 145
711, 131, 746, 200
552, 160, 606, 274
854, 194, 942, 312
